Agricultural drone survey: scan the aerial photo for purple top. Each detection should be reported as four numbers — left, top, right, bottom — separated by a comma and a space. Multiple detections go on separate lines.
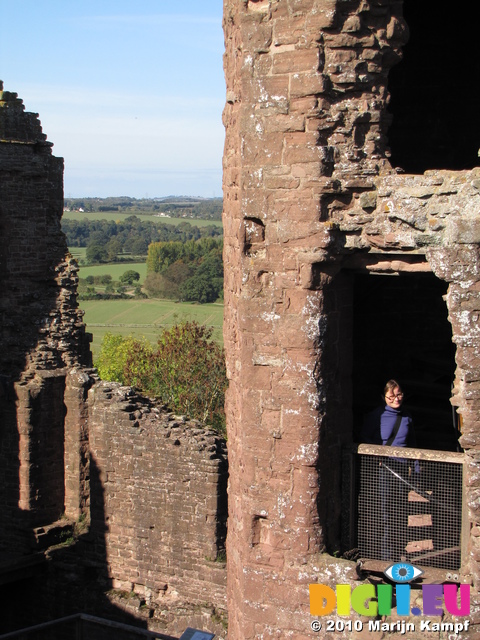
361, 404, 415, 447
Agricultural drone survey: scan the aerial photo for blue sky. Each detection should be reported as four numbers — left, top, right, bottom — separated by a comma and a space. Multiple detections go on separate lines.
0, 1, 225, 198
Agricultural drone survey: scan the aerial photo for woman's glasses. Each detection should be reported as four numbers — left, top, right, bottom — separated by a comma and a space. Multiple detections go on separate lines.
385, 393, 404, 400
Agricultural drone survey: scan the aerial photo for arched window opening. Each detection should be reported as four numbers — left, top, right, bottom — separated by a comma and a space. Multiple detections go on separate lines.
387, 1, 480, 173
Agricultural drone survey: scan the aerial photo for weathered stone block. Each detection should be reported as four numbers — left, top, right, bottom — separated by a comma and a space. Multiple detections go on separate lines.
447, 218, 480, 245
272, 48, 320, 75
290, 71, 327, 98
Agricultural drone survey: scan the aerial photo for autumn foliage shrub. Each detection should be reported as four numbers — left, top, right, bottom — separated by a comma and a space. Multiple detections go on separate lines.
96, 322, 226, 434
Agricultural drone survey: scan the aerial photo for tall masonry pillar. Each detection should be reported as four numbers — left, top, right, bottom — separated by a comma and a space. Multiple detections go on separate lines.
222, 1, 405, 637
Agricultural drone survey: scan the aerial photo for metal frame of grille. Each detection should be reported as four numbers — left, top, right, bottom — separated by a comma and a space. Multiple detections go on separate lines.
345, 445, 466, 572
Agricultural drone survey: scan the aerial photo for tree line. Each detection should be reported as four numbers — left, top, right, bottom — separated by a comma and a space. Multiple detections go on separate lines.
145, 237, 223, 304
64, 196, 222, 220
62, 215, 222, 263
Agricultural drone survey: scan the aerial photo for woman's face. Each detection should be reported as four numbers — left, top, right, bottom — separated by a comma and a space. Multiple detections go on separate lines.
385, 386, 404, 409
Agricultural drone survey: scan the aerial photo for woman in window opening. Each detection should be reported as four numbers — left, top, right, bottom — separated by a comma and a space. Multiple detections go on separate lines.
361, 379, 416, 447
360, 380, 418, 561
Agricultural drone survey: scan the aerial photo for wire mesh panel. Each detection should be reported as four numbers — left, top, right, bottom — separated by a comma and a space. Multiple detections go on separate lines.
357, 449, 463, 570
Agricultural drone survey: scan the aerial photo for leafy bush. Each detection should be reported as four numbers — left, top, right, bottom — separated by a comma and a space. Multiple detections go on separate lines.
119, 270, 140, 285
78, 291, 129, 300
143, 272, 179, 299
96, 334, 152, 384
96, 322, 226, 434
95, 274, 113, 285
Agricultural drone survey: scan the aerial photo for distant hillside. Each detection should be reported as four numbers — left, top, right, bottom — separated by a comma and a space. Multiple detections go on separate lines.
64, 196, 223, 221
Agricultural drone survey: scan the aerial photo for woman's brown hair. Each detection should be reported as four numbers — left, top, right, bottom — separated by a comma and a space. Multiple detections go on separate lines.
384, 379, 402, 396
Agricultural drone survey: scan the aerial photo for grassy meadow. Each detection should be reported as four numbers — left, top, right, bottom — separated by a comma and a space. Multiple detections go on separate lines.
73, 255, 224, 359
69, 247, 87, 262
66, 212, 224, 361
78, 262, 148, 283
82, 298, 224, 358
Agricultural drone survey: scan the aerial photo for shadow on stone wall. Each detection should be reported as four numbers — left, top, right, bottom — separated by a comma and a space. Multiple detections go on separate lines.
0, 385, 228, 638
0, 81, 226, 638
0, 456, 159, 636
0, 387, 29, 564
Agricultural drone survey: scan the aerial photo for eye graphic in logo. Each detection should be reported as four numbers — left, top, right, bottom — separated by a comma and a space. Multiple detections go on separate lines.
384, 562, 424, 583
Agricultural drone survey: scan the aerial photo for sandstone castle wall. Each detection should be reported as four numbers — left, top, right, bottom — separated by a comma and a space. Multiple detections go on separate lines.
0, 81, 92, 558
222, 1, 480, 638
88, 383, 227, 628
2, 1, 480, 639
0, 82, 228, 639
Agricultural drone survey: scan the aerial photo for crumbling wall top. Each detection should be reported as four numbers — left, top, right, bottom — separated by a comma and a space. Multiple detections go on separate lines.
0, 79, 50, 148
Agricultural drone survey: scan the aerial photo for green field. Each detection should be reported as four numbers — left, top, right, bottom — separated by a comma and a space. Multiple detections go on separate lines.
78, 262, 148, 283
63, 210, 222, 229
80, 298, 224, 358
68, 226, 224, 359
69, 247, 87, 262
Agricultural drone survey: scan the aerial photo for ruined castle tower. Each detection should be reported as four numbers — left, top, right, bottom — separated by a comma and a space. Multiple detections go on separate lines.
0, 82, 92, 558
2, 0, 480, 636
222, 1, 480, 637
0, 83, 228, 638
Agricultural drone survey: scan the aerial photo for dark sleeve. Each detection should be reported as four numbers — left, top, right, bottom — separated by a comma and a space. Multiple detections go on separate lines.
361, 407, 382, 444
406, 414, 416, 447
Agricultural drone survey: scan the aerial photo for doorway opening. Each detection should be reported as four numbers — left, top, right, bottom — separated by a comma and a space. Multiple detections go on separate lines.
351, 271, 458, 451
386, 1, 480, 173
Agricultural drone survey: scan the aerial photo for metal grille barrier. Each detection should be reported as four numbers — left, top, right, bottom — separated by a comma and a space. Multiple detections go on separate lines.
354, 445, 466, 571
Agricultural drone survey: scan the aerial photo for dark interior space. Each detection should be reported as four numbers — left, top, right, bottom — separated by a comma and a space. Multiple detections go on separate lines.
352, 272, 459, 451
386, 1, 480, 173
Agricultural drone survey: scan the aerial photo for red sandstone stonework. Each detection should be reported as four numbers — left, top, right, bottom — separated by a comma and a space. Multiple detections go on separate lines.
0, 82, 92, 551
2, 2, 480, 638
0, 82, 228, 638
222, 1, 480, 638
